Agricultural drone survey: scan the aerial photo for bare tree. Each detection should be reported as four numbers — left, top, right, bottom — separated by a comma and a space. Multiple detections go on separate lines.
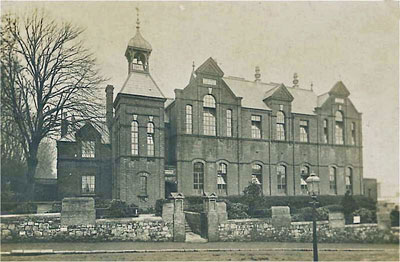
1, 10, 106, 199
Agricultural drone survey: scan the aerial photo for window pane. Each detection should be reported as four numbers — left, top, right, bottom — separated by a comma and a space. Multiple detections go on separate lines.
329, 167, 337, 194
193, 162, 204, 193
203, 95, 216, 108
82, 141, 95, 158
139, 175, 147, 195
186, 105, 193, 134
82, 175, 95, 193
251, 115, 261, 139
251, 164, 262, 185
226, 110, 232, 137
131, 121, 139, 155
277, 165, 286, 194
323, 120, 329, 143
203, 109, 216, 136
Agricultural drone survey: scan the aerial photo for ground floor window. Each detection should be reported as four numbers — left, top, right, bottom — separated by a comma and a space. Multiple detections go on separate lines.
193, 162, 204, 194
81, 175, 95, 194
217, 163, 227, 195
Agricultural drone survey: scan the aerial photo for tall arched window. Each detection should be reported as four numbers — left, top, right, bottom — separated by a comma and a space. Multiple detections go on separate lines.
203, 95, 216, 136
351, 122, 356, 145
277, 165, 287, 194
186, 105, 193, 134
131, 121, 139, 155
329, 167, 337, 194
138, 173, 148, 196
217, 163, 227, 195
226, 109, 232, 137
346, 167, 353, 194
251, 164, 262, 186
276, 111, 285, 140
147, 122, 155, 156
323, 119, 329, 143
300, 165, 310, 195
335, 111, 344, 144
193, 162, 204, 194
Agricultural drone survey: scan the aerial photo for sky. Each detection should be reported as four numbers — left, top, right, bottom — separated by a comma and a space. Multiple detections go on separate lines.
2, 1, 399, 197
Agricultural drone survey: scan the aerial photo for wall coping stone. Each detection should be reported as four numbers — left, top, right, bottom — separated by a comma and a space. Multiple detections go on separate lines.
227, 218, 270, 223
96, 215, 163, 223
0, 213, 60, 219
291, 221, 329, 226
184, 211, 201, 215
344, 223, 377, 228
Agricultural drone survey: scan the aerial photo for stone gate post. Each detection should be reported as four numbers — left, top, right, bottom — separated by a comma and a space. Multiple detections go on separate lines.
169, 193, 185, 242
201, 192, 219, 242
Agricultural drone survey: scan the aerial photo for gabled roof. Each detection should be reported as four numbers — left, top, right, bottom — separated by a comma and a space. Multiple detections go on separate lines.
286, 86, 318, 115
119, 71, 165, 99
222, 76, 278, 110
264, 84, 294, 102
317, 92, 329, 107
195, 57, 224, 77
329, 81, 350, 97
59, 121, 109, 144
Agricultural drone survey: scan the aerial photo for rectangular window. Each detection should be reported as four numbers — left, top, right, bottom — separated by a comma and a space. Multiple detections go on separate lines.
277, 165, 287, 194
81, 175, 95, 194
131, 121, 139, 155
351, 122, 356, 145
323, 119, 329, 143
139, 176, 147, 195
193, 163, 204, 194
226, 109, 232, 137
251, 115, 262, 139
299, 120, 309, 142
329, 167, 337, 195
203, 108, 216, 136
82, 141, 95, 158
147, 135, 154, 156
186, 105, 193, 134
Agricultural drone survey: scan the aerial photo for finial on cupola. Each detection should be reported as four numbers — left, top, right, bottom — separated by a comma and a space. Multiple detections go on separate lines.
136, 7, 140, 30
293, 73, 299, 88
255, 66, 261, 82
310, 81, 314, 91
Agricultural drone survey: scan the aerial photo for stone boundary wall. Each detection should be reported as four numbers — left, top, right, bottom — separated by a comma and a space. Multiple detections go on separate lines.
219, 219, 399, 244
184, 211, 201, 235
0, 213, 172, 243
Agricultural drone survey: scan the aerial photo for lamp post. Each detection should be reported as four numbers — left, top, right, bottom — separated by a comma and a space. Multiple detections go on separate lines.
306, 172, 320, 262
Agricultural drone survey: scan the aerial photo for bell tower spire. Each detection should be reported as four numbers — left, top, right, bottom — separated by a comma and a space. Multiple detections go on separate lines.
125, 8, 152, 74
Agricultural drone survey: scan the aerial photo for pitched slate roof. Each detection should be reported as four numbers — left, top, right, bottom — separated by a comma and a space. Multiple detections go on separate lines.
222, 76, 278, 110
222, 76, 318, 115
59, 121, 110, 144
119, 72, 165, 99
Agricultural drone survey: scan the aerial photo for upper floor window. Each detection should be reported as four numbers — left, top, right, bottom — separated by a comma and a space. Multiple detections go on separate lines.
335, 111, 344, 145
147, 122, 155, 156
251, 164, 262, 186
299, 120, 309, 143
351, 122, 356, 145
251, 115, 262, 139
300, 165, 310, 195
82, 141, 95, 158
217, 163, 227, 195
277, 165, 287, 194
82, 175, 95, 194
329, 167, 337, 194
185, 105, 193, 134
276, 111, 286, 141
203, 95, 216, 136
193, 162, 204, 194
226, 109, 232, 137
323, 119, 329, 143
346, 167, 353, 194
139, 174, 148, 196
131, 121, 139, 155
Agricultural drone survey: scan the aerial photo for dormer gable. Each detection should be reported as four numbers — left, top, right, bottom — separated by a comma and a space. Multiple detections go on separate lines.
264, 84, 294, 103
76, 122, 102, 142
328, 81, 350, 97
195, 57, 224, 77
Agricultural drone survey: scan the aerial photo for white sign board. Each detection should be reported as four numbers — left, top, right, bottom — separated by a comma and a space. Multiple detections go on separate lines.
353, 216, 361, 224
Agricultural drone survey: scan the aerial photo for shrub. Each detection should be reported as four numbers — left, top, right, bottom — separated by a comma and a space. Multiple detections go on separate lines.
225, 201, 249, 219
11, 202, 37, 214
155, 199, 169, 216
324, 204, 343, 212
291, 207, 329, 222
390, 209, 399, 227
105, 200, 138, 218
342, 192, 359, 224
95, 198, 111, 208
352, 208, 376, 224
49, 202, 62, 213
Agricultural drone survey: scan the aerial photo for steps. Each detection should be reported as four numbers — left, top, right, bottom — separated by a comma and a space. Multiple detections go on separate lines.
185, 220, 192, 233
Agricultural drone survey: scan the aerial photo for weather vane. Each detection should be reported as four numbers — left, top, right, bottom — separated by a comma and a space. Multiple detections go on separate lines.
136, 7, 140, 30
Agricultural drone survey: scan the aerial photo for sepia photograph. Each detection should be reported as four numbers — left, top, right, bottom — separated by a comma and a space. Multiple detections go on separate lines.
1, 1, 399, 261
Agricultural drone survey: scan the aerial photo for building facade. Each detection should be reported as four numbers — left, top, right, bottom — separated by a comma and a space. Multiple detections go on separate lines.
57, 20, 364, 208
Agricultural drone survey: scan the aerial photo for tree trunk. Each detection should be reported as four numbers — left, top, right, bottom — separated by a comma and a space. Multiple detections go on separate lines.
25, 155, 38, 201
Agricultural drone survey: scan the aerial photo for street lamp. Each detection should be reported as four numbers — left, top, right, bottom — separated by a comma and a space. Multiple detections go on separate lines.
306, 172, 320, 262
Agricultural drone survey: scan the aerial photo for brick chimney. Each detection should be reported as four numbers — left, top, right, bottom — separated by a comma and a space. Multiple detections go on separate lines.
105, 85, 114, 131
61, 112, 68, 137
